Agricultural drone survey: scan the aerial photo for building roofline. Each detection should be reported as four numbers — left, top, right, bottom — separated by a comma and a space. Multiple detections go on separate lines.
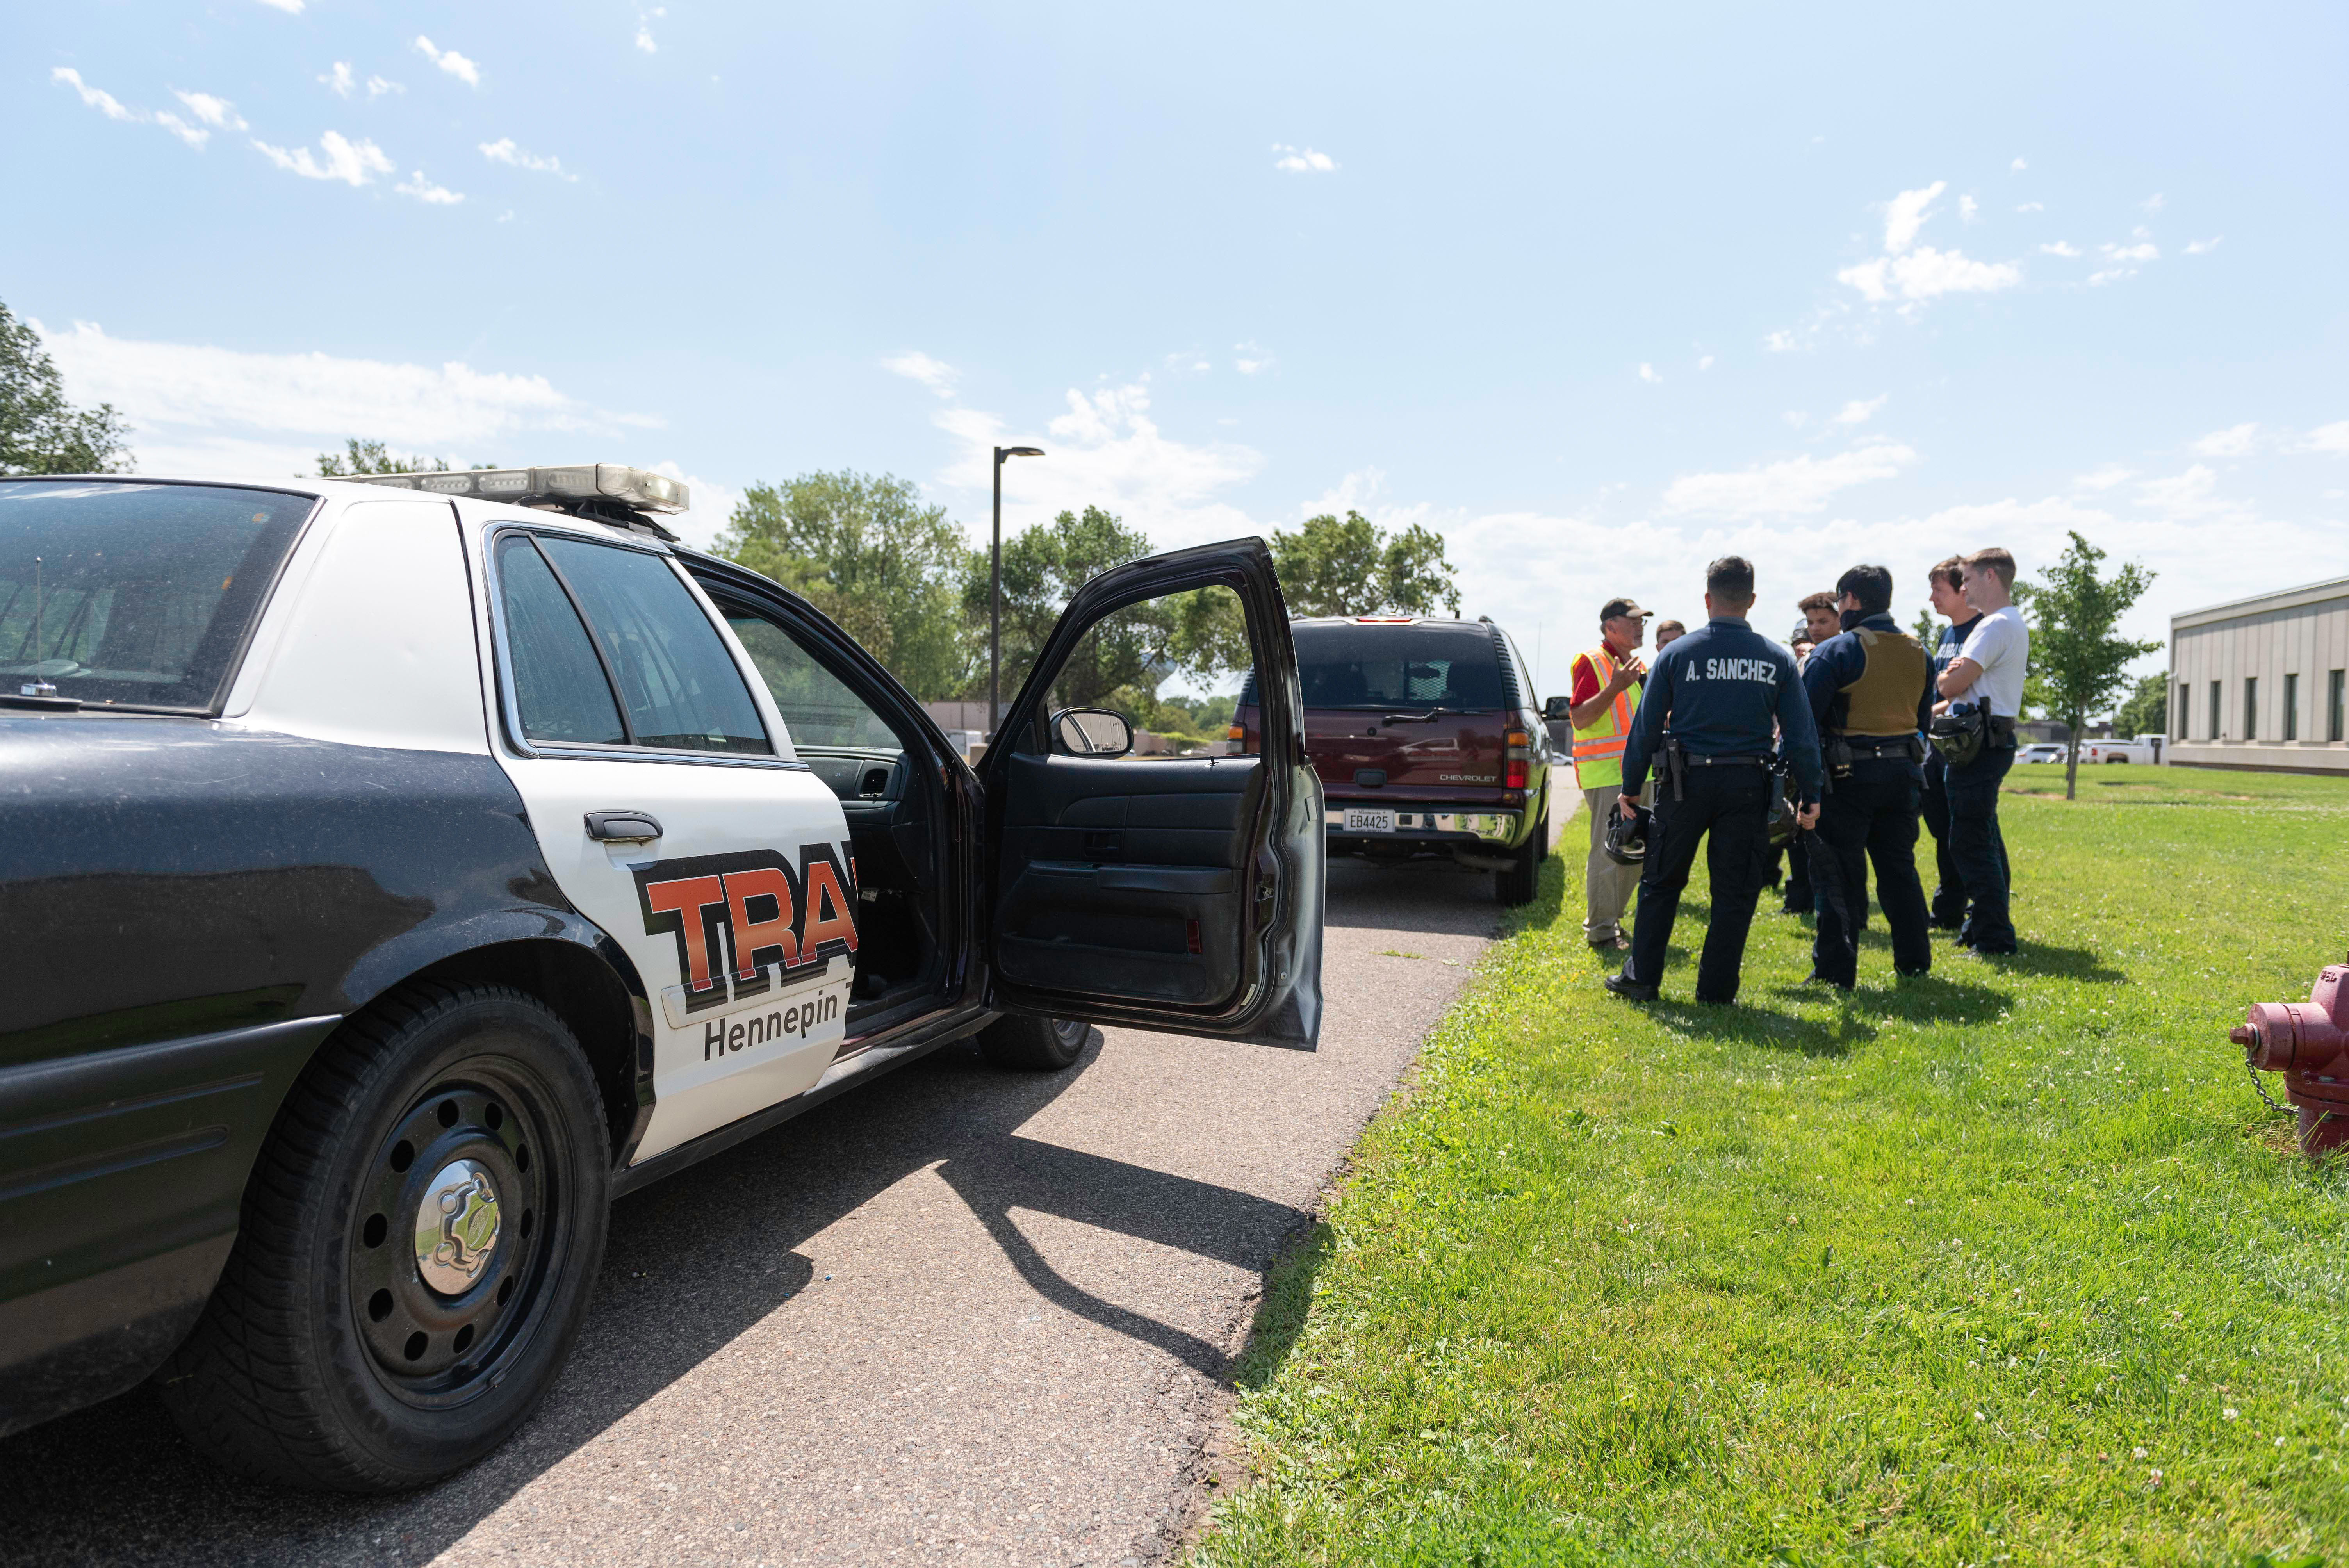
2172, 574, 2349, 631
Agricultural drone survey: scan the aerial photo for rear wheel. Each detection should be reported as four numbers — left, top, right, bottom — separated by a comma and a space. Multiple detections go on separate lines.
1495, 842, 1539, 905
977, 1013, 1091, 1071
157, 984, 610, 1493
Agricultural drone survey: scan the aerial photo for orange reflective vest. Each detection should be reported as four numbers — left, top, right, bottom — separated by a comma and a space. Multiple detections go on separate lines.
1569, 645, 1642, 792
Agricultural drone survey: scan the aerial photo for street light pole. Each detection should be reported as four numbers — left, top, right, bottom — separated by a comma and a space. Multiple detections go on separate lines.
989, 445, 1045, 738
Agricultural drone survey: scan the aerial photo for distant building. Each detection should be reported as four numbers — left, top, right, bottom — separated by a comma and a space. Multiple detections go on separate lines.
2169, 574, 2349, 774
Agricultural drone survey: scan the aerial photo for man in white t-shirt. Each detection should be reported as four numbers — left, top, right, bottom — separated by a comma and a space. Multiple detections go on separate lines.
1932, 545, 2028, 955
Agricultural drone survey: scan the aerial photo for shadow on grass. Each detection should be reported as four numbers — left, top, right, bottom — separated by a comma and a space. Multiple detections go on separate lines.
1976, 940, 2127, 983
1228, 1221, 1337, 1392
1645, 998, 1867, 1056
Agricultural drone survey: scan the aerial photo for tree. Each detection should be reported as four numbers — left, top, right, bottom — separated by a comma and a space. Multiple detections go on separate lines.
715, 470, 975, 701
1912, 607, 1939, 646
1271, 510, 1460, 618
0, 301, 132, 475
315, 438, 495, 476
2111, 670, 2169, 739
2026, 531, 2161, 800
967, 504, 1160, 710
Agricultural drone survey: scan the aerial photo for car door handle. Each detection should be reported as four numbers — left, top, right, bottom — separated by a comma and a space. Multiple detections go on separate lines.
584, 810, 664, 843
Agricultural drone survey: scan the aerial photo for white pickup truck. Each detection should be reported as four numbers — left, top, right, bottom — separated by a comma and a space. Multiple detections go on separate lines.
2079, 737, 2165, 764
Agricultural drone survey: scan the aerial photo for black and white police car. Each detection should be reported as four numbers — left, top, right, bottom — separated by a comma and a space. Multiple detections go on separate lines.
0, 465, 1323, 1491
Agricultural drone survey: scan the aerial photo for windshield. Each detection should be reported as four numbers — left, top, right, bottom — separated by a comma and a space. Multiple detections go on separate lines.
0, 480, 315, 712
1291, 623, 1506, 711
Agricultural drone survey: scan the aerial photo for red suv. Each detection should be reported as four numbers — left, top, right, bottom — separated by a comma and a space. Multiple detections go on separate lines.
1233, 615, 1551, 903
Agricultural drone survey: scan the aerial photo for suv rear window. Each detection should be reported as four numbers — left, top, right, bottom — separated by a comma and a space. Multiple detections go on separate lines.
0, 479, 314, 712
1291, 623, 1506, 710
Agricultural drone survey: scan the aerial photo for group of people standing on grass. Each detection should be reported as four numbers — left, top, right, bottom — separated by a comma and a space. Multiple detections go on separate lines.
1562, 550, 2030, 1005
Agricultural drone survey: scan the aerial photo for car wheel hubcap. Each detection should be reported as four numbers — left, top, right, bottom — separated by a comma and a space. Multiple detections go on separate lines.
414, 1159, 501, 1294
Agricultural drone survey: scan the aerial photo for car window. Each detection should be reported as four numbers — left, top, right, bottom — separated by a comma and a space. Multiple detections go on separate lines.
533, 536, 771, 754
0, 479, 314, 712
724, 613, 902, 749
496, 535, 627, 745
1292, 624, 1507, 710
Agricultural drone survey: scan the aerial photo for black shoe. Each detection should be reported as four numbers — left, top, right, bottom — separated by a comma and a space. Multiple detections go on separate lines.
1604, 971, 1659, 1001
1803, 972, 1854, 991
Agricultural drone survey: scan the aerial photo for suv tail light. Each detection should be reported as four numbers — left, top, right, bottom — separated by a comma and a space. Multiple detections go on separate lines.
1504, 728, 1531, 790
1227, 723, 1246, 741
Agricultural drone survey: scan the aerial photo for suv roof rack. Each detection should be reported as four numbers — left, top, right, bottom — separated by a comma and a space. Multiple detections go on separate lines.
342, 463, 687, 542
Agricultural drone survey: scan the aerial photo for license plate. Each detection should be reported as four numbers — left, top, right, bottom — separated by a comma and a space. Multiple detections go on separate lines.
1343, 807, 1397, 833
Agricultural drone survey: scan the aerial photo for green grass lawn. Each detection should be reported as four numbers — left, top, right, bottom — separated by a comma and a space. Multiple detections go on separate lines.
1197, 766, 2349, 1568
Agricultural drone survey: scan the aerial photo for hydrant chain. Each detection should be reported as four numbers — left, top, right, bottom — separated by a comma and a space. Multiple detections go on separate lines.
2245, 1056, 2293, 1118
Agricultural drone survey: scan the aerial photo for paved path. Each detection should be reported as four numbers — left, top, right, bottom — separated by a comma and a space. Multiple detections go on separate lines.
0, 847, 1550, 1568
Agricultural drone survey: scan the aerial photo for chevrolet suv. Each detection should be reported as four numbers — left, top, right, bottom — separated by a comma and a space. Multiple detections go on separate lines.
1232, 615, 1550, 903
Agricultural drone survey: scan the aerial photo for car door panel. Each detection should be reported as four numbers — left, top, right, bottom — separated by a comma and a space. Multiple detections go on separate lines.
981, 539, 1322, 1047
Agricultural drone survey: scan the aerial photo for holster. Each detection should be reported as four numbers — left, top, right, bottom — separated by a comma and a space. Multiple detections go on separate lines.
1929, 704, 1986, 767
1663, 737, 1688, 802
1827, 737, 1855, 781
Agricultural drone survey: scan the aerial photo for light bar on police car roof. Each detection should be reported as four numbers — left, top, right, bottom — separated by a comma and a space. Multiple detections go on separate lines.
343, 463, 689, 514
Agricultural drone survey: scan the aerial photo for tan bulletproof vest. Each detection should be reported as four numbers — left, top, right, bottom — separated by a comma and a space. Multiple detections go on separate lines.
1835, 626, 1930, 736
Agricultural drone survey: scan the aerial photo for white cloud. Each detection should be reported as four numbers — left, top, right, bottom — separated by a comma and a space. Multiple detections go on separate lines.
2073, 464, 2135, 491
2039, 241, 2081, 258
2015, 201, 2044, 213
1959, 194, 1979, 223
2298, 421, 2349, 455
1271, 143, 1337, 173
154, 114, 206, 150
36, 319, 656, 476
2143, 192, 2165, 212
1698, 355, 1715, 371
882, 351, 959, 397
1763, 329, 1798, 352
2185, 236, 2222, 255
321, 62, 355, 97
636, 25, 658, 53
930, 382, 1265, 551
478, 138, 575, 180
395, 169, 463, 205
2135, 464, 2234, 519
650, 461, 737, 552
2011, 156, 2028, 172
1662, 441, 1916, 519
1838, 246, 2021, 303
1882, 181, 1945, 253
415, 36, 481, 87
1638, 363, 1661, 383
2103, 241, 2159, 263
175, 91, 246, 131
2191, 423, 2257, 457
1233, 341, 1272, 375
367, 75, 403, 98
255, 0, 303, 11
52, 66, 138, 123
252, 131, 395, 186
1831, 395, 1887, 425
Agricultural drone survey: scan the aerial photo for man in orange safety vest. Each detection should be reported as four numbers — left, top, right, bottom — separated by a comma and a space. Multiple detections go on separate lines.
1566, 596, 1652, 950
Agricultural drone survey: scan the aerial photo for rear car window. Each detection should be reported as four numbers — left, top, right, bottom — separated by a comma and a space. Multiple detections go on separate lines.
1291, 623, 1507, 710
495, 531, 771, 755
0, 479, 314, 712
724, 614, 902, 750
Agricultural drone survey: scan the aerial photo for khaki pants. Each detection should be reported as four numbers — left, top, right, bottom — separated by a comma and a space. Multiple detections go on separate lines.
1582, 782, 1648, 944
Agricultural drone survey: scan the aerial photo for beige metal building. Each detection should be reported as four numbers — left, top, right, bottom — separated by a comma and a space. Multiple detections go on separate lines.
2168, 574, 2349, 773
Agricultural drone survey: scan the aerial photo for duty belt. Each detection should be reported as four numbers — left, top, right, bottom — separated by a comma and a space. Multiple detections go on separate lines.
1837, 738, 1923, 760
1683, 753, 1772, 767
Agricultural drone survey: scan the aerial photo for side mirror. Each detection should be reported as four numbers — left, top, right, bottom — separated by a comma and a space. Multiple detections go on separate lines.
1542, 695, 1572, 722
1050, 707, 1135, 757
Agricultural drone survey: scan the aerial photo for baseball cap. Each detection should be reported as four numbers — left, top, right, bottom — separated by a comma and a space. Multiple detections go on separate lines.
1601, 597, 1651, 622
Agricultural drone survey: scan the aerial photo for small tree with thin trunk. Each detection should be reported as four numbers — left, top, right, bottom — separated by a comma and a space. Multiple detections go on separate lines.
2026, 531, 2160, 800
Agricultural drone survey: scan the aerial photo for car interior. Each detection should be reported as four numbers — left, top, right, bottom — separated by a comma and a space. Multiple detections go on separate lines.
992, 590, 1265, 1009
714, 603, 948, 1030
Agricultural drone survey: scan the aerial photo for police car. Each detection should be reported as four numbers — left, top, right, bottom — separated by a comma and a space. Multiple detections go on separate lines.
0, 466, 1323, 1491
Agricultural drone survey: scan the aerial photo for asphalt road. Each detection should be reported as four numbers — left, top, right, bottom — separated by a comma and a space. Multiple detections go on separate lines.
0, 846, 1552, 1568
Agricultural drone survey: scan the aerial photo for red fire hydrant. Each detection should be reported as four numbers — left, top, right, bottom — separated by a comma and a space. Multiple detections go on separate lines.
2231, 956, 2349, 1156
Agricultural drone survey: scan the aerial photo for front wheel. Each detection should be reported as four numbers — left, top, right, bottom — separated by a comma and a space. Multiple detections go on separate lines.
157, 984, 611, 1493
977, 1014, 1090, 1071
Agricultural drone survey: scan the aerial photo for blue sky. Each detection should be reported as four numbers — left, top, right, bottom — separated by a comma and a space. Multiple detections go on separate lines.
9, 1, 2344, 698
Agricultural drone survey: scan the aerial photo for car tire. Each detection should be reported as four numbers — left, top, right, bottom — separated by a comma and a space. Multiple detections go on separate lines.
977, 1014, 1090, 1071
1495, 843, 1539, 905
156, 983, 611, 1493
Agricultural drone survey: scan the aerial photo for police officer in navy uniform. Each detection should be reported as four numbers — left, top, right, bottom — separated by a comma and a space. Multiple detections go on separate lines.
1606, 556, 1824, 1005
1799, 564, 1936, 989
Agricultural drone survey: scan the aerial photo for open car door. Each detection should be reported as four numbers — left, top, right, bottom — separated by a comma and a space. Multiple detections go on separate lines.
978, 538, 1323, 1048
